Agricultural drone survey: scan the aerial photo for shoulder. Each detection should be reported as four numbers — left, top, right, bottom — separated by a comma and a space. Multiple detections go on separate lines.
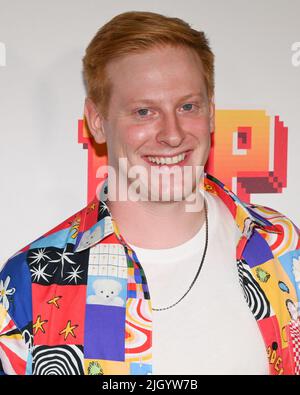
0, 204, 87, 322
1, 204, 85, 272
246, 202, 300, 259
248, 203, 299, 234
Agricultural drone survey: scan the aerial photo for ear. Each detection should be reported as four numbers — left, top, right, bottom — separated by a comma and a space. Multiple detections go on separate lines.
84, 97, 106, 144
209, 96, 215, 133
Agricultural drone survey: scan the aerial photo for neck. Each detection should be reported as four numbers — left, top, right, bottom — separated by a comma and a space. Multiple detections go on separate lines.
107, 192, 206, 249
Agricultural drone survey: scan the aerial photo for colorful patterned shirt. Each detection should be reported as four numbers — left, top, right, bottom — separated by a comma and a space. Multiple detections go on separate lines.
0, 173, 300, 375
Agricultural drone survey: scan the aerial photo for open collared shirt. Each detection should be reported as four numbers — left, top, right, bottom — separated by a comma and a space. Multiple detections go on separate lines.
0, 173, 300, 375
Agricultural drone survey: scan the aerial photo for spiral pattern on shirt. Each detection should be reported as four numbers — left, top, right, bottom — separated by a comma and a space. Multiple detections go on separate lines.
32, 345, 84, 375
262, 217, 298, 258
237, 259, 271, 320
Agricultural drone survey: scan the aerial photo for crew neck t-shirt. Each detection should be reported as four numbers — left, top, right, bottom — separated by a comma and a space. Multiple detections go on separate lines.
128, 192, 269, 375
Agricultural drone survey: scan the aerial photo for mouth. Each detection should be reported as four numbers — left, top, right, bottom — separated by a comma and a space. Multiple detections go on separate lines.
142, 150, 192, 167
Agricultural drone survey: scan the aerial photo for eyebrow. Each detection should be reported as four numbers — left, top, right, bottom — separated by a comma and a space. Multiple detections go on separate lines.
128, 92, 206, 106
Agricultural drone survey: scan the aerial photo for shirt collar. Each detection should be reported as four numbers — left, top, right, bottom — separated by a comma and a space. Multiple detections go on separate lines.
203, 174, 281, 237
74, 173, 281, 253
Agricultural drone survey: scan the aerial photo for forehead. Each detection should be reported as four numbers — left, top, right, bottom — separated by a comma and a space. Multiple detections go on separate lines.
105, 45, 206, 101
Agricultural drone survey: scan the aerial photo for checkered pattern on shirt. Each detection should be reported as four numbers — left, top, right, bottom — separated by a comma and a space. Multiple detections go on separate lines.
126, 247, 150, 300
289, 320, 300, 375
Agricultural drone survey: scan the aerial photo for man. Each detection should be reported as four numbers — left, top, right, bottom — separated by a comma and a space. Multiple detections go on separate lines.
0, 11, 299, 375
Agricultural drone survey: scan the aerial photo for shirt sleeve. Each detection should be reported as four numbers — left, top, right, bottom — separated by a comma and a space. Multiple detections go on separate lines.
0, 252, 33, 375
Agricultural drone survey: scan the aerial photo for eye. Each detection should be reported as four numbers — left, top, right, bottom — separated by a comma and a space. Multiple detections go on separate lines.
181, 103, 195, 112
136, 108, 151, 117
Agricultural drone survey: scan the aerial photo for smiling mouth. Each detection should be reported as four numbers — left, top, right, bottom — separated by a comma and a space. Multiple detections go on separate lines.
143, 150, 191, 166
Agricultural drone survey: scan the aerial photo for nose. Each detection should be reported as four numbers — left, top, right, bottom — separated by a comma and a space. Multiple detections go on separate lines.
156, 111, 185, 147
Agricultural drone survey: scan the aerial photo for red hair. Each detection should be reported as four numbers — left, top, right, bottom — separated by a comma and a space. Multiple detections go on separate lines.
83, 11, 214, 118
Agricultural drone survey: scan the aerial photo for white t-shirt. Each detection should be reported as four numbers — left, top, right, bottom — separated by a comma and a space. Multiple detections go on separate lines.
129, 192, 269, 375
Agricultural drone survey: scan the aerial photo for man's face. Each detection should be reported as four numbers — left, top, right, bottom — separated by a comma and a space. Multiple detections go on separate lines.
95, 45, 214, 202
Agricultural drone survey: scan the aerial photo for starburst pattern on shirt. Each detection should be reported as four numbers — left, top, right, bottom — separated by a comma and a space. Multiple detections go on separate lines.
49, 245, 76, 277
99, 201, 110, 216
30, 262, 53, 283
64, 265, 84, 285
28, 248, 51, 265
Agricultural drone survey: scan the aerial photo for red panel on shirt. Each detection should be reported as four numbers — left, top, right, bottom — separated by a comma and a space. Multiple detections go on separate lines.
205, 178, 237, 218
32, 284, 86, 346
257, 316, 294, 375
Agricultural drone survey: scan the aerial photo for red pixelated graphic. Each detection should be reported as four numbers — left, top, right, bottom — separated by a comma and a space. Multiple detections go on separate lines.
238, 126, 252, 149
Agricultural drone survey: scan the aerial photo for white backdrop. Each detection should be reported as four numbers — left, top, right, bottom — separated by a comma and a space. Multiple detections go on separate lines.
0, 0, 299, 266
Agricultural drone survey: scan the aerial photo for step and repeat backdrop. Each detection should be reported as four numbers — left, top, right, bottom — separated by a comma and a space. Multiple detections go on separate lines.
0, 0, 299, 265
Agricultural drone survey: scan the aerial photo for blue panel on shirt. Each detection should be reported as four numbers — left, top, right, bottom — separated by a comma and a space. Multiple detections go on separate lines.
74, 217, 112, 252
134, 273, 142, 284
243, 229, 274, 267
26, 351, 33, 375
86, 275, 127, 307
279, 249, 300, 303
0, 251, 32, 329
130, 362, 152, 375
30, 228, 75, 249
84, 304, 125, 361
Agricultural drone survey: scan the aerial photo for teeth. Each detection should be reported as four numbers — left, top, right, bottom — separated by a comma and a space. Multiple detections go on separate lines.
147, 153, 186, 165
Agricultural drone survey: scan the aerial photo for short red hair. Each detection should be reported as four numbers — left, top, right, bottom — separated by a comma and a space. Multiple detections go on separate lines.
82, 11, 214, 118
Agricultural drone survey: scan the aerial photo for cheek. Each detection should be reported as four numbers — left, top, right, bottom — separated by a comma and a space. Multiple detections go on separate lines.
184, 117, 211, 139
185, 118, 211, 158
124, 124, 153, 146
107, 122, 153, 151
